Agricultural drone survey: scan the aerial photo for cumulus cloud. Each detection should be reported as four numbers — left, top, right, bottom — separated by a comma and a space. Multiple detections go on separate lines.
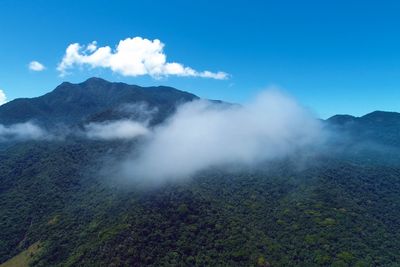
119, 90, 323, 183
85, 120, 149, 140
0, 89, 6, 105
29, 61, 46, 71
0, 122, 49, 141
57, 37, 228, 79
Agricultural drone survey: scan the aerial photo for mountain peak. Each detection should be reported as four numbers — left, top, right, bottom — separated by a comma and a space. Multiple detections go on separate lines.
326, 114, 356, 125
56, 78, 111, 90
82, 77, 110, 85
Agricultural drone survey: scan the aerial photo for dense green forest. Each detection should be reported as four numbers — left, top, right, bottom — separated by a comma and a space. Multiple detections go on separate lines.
1, 79, 400, 266
1, 139, 400, 266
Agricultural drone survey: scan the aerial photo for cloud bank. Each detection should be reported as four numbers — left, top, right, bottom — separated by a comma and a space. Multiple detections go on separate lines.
119, 90, 323, 183
0, 122, 49, 141
0, 90, 323, 185
29, 61, 46, 71
57, 37, 228, 79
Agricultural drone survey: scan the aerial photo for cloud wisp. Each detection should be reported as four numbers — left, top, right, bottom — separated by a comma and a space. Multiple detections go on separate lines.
117, 102, 159, 122
57, 37, 228, 79
0, 122, 50, 142
118, 90, 323, 184
29, 61, 46, 71
83, 102, 157, 140
84, 120, 149, 140
0, 89, 6, 105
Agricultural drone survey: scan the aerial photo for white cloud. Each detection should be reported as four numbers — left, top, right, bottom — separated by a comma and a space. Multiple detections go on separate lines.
0, 89, 6, 105
84, 119, 149, 140
0, 122, 49, 141
57, 37, 228, 79
119, 90, 323, 183
29, 61, 46, 71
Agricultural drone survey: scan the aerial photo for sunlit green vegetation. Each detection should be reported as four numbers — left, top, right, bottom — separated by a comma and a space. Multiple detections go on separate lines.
0, 242, 41, 267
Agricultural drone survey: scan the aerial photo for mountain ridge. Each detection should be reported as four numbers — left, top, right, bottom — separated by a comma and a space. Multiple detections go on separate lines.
0, 77, 198, 126
1, 77, 399, 126
327, 110, 400, 124
1, 77, 400, 145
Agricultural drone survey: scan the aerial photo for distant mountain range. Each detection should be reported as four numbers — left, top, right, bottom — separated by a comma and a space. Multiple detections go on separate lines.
327, 110, 400, 147
328, 110, 400, 126
0, 77, 399, 146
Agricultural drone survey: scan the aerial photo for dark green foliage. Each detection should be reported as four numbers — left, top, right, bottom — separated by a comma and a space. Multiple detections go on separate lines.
1, 139, 400, 266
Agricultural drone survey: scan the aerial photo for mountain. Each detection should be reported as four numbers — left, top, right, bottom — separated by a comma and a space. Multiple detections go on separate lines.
327, 111, 400, 147
0, 77, 198, 126
1, 81, 400, 266
328, 110, 400, 126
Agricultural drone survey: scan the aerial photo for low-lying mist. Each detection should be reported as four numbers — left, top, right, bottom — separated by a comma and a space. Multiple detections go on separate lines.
118, 90, 324, 183
84, 120, 149, 140
1, 90, 331, 185
83, 102, 156, 140
0, 122, 50, 141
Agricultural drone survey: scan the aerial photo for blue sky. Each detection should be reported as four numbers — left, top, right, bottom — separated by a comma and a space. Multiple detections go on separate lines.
1, 0, 400, 118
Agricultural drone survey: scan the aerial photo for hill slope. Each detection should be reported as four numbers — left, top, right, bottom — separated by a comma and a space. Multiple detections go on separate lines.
327, 111, 400, 147
0, 77, 198, 126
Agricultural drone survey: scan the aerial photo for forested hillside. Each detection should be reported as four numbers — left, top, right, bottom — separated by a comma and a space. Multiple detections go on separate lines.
1, 80, 400, 266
